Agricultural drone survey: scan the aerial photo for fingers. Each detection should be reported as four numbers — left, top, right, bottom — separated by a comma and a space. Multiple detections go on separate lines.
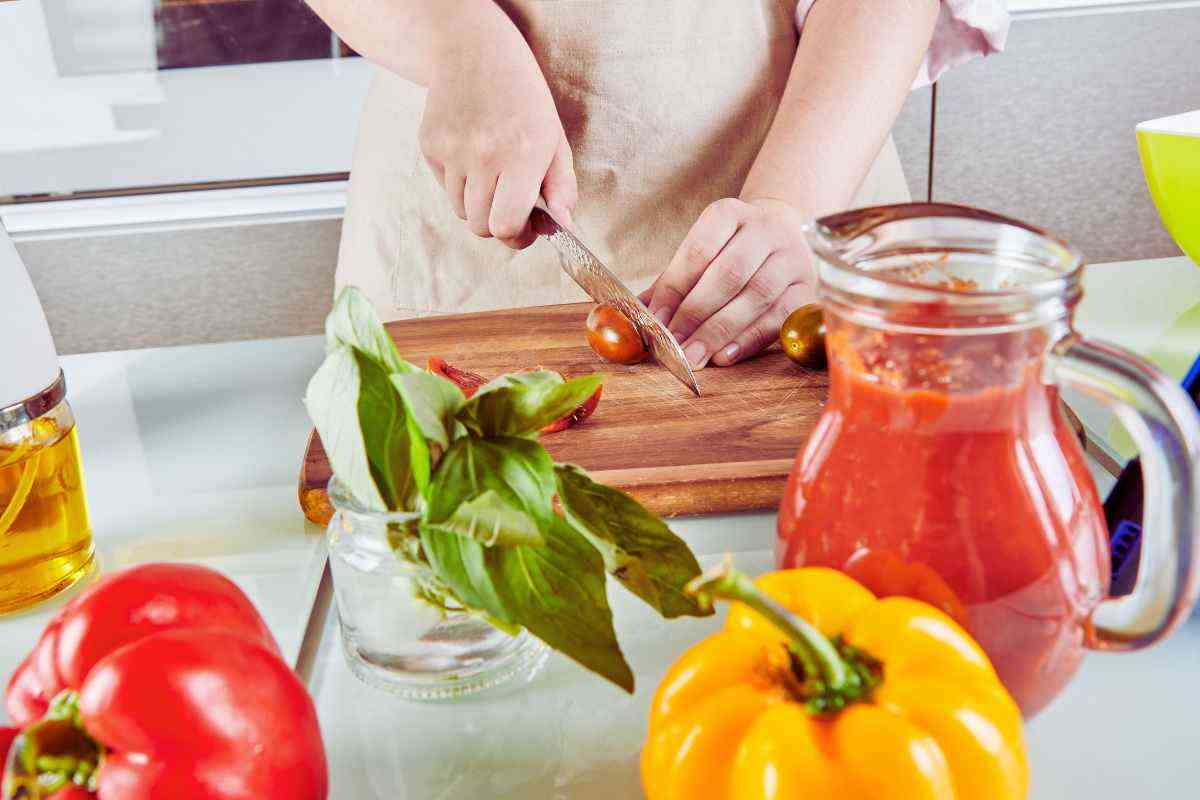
638, 281, 657, 306
710, 283, 816, 367
426, 158, 447, 191
648, 199, 745, 327
491, 168, 541, 250
442, 167, 468, 221
542, 137, 579, 228
463, 172, 499, 238
442, 136, 576, 251
667, 229, 775, 343
679, 251, 797, 369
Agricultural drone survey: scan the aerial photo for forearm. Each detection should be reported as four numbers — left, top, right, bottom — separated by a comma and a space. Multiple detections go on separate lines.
741, 0, 939, 216
305, 0, 527, 86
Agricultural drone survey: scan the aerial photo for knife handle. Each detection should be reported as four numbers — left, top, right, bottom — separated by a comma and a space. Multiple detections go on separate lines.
531, 196, 578, 237
530, 206, 558, 238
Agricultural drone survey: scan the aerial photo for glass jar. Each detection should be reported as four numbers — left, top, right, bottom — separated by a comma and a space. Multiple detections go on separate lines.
326, 479, 548, 700
779, 203, 1200, 717
0, 372, 94, 614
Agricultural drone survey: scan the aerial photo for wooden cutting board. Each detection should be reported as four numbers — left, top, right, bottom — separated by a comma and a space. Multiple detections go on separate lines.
299, 302, 828, 522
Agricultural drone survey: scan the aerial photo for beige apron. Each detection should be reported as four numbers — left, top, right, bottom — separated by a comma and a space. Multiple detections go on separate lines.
336, 0, 911, 321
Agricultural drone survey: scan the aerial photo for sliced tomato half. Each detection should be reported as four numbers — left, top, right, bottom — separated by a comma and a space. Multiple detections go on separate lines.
427, 357, 487, 398
426, 357, 600, 432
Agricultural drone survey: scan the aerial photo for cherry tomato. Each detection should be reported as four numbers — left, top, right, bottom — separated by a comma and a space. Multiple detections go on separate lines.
780, 304, 827, 368
587, 304, 648, 365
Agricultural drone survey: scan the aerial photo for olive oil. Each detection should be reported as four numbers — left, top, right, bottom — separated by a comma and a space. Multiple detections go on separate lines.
0, 417, 93, 614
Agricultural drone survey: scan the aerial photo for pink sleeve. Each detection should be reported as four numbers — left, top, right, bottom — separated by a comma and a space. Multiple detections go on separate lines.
795, 0, 1010, 89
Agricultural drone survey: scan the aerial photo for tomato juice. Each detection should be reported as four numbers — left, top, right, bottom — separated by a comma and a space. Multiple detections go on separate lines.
777, 321, 1110, 716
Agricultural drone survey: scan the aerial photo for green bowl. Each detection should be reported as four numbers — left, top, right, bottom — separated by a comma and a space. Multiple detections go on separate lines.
1137, 111, 1200, 266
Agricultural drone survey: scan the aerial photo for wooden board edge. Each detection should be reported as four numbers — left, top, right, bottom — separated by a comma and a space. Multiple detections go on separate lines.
573, 460, 793, 517
619, 475, 787, 517
298, 430, 794, 522
297, 473, 788, 523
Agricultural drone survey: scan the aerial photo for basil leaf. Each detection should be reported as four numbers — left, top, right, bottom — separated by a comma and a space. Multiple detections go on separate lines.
555, 464, 709, 619
404, 409, 431, 498
421, 514, 634, 692
422, 490, 543, 548
418, 522, 508, 615
354, 350, 428, 509
425, 437, 556, 531
390, 372, 464, 450
458, 371, 603, 437
325, 287, 417, 375
304, 345, 387, 510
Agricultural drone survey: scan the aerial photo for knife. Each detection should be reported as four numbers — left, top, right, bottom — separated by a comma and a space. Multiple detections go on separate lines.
530, 204, 701, 397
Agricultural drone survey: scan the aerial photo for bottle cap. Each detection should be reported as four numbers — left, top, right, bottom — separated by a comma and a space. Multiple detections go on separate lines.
0, 223, 60, 412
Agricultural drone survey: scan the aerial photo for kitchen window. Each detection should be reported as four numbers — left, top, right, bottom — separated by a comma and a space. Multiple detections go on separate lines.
0, 0, 370, 203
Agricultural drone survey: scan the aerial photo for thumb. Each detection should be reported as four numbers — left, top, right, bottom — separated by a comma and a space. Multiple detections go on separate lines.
542, 135, 578, 229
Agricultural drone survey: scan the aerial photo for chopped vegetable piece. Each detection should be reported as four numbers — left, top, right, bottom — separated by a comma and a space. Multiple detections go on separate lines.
427, 356, 487, 398
426, 358, 601, 432
300, 486, 335, 527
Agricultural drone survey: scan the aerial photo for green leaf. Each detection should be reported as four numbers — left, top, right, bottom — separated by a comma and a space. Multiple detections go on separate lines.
422, 490, 543, 548
404, 407, 431, 498
303, 345, 387, 510
417, 521, 508, 614
390, 371, 464, 449
304, 344, 429, 513
425, 437, 556, 531
306, 287, 437, 510
325, 286, 417, 375
421, 514, 634, 692
457, 371, 603, 437
555, 464, 710, 619
353, 350, 428, 509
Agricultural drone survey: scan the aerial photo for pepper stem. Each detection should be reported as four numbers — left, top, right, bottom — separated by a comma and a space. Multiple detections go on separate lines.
3, 692, 101, 800
686, 558, 879, 713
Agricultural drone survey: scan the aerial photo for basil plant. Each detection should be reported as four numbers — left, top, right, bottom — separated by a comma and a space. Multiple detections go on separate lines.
305, 288, 710, 691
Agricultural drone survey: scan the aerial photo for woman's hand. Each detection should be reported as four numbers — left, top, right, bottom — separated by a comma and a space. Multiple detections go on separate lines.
419, 8, 577, 249
643, 198, 816, 368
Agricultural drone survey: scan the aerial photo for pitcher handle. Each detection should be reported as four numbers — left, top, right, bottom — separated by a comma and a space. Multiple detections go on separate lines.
1048, 334, 1200, 650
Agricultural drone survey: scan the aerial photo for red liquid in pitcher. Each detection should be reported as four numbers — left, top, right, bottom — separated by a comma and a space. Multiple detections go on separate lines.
777, 341, 1110, 716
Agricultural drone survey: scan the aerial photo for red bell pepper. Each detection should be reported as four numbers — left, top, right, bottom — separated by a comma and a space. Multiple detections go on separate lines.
7, 563, 277, 726
3, 563, 327, 799
0, 727, 14, 774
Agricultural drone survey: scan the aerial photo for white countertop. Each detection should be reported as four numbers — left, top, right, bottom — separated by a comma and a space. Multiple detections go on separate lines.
0, 337, 330, 676
2, 256, 1198, 798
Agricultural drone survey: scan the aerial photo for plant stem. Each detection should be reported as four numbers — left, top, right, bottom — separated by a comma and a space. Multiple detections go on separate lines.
686, 560, 850, 692
4, 693, 101, 799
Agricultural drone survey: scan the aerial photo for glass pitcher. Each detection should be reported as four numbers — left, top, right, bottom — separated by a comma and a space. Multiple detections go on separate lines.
778, 203, 1200, 717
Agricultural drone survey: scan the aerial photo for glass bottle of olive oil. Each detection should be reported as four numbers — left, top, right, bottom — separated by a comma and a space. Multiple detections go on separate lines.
0, 376, 93, 614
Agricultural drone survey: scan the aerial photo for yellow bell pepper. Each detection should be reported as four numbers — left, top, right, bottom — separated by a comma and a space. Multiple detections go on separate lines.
642, 562, 1028, 800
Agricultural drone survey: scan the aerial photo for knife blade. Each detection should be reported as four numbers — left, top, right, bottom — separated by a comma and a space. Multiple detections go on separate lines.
530, 206, 701, 396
